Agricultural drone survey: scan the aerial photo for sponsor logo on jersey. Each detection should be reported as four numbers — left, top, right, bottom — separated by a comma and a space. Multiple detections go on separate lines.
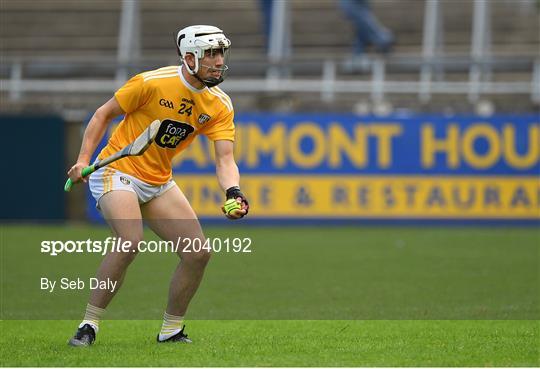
120, 176, 131, 185
198, 113, 211, 124
182, 97, 196, 106
159, 98, 174, 109
155, 119, 195, 149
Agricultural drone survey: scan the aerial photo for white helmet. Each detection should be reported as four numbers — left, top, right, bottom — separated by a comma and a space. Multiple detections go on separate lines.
175, 25, 231, 87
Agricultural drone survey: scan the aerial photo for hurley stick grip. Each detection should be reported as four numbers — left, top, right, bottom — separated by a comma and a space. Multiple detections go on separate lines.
63, 164, 96, 192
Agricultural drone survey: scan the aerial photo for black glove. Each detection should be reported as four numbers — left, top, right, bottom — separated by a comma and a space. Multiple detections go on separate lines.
225, 186, 249, 215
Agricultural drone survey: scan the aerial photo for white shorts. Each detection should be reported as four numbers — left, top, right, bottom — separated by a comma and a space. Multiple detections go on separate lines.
89, 166, 177, 209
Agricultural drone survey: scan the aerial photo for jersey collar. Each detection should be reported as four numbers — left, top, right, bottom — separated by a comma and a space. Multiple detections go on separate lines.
178, 66, 207, 93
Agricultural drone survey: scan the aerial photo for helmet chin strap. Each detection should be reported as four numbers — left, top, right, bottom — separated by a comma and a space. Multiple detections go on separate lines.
183, 56, 199, 75
198, 63, 228, 87
183, 56, 227, 88
195, 74, 224, 88
191, 63, 227, 88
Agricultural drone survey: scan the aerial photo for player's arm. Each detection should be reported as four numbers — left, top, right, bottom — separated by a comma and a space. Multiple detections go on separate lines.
67, 97, 125, 184
214, 139, 249, 219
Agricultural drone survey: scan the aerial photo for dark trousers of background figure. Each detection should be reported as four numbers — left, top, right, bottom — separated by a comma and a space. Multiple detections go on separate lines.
339, 0, 394, 55
260, 0, 273, 51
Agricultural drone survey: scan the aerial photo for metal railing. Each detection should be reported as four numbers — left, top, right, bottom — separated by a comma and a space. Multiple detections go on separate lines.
1, 54, 537, 104
1, 0, 538, 107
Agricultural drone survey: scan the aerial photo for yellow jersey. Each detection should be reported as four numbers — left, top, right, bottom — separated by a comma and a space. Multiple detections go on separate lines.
97, 65, 235, 185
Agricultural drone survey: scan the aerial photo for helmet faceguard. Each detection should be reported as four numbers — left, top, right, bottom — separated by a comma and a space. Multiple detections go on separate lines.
175, 25, 231, 87
196, 47, 230, 87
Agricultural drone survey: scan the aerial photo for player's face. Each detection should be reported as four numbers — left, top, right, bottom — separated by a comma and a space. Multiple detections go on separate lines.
199, 48, 228, 79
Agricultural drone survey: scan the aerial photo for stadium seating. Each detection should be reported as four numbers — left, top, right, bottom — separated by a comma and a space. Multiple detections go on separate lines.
0, 0, 538, 112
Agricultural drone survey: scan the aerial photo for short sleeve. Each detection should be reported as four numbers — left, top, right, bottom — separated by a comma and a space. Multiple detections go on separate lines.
114, 74, 150, 113
203, 109, 235, 142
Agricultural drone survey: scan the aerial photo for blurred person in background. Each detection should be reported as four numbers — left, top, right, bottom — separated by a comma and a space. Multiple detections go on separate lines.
260, 0, 273, 51
340, 0, 394, 70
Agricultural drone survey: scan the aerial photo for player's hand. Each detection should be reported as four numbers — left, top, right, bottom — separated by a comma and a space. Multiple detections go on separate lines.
67, 162, 89, 184
222, 186, 249, 220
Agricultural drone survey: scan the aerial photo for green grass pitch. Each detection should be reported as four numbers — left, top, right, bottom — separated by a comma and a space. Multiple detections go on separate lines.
1, 224, 538, 366
1, 320, 538, 366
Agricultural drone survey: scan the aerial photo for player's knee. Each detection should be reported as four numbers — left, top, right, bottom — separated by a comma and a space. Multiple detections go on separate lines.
196, 250, 211, 267
185, 249, 211, 267
112, 237, 141, 265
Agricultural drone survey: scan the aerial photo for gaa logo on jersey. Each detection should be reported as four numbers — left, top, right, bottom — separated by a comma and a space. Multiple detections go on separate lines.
198, 113, 211, 124
159, 98, 174, 109
119, 176, 131, 185
155, 119, 195, 149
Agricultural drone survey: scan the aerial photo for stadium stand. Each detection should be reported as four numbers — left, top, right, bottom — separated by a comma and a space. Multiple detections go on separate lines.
0, 0, 538, 113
